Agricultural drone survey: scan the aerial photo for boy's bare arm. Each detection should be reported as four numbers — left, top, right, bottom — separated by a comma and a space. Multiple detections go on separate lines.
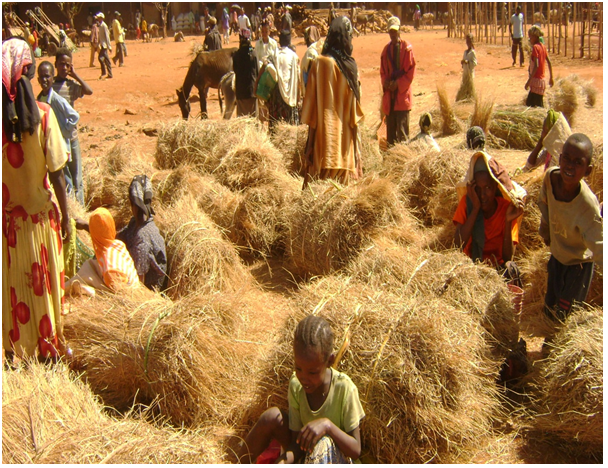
69, 64, 93, 95
296, 418, 361, 460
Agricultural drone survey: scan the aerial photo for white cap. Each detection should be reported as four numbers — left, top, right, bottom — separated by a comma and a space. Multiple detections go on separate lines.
388, 16, 400, 31
95, 12, 104, 19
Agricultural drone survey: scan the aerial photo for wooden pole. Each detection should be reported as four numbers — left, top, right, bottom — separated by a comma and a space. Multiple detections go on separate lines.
572, 1, 576, 58
587, 4, 591, 59
580, 6, 585, 58
599, 3, 603, 60
493, 2, 497, 45
564, 3, 568, 57
558, 4, 562, 55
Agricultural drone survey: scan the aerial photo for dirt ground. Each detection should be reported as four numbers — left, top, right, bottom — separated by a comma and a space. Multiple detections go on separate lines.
33, 25, 603, 464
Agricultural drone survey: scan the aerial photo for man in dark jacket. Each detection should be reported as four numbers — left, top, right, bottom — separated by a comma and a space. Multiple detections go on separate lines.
203, 16, 222, 51
233, 29, 258, 117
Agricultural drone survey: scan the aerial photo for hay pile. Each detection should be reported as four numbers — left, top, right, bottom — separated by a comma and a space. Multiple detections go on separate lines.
489, 106, 545, 150
83, 142, 155, 228
513, 171, 546, 254
269, 123, 309, 176
470, 94, 495, 132
588, 143, 603, 202
154, 195, 251, 298
455, 69, 476, 102
63, 287, 281, 428
547, 74, 598, 125
285, 175, 417, 277
530, 305, 603, 456
2, 362, 224, 463
437, 84, 463, 135
257, 274, 502, 463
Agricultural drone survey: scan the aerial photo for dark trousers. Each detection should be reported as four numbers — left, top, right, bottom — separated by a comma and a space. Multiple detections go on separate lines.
511, 37, 524, 65
99, 47, 113, 77
526, 91, 544, 108
236, 98, 258, 118
112, 42, 124, 65
544, 255, 594, 321
63, 138, 84, 205
386, 109, 410, 147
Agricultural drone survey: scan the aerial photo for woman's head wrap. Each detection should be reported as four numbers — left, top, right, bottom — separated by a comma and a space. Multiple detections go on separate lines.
322, 16, 360, 102
543, 109, 559, 132
529, 25, 543, 38
2, 37, 40, 142
419, 112, 432, 133
89, 207, 117, 260
466, 126, 486, 149
304, 25, 320, 46
279, 29, 291, 47
129, 175, 154, 221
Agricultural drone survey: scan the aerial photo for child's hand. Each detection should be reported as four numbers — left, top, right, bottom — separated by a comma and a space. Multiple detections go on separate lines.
68, 63, 77, 78
466, 181, 481, 210
297, 418, 331, 453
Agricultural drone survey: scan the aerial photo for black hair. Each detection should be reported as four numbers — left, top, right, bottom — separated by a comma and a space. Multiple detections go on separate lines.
294, 315, 334, 361
565, 133, 594, 165
38, 60, 54, 75
55, 47, 72, 61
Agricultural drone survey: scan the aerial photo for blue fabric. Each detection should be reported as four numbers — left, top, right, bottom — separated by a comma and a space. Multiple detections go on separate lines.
36, 88, 80, 151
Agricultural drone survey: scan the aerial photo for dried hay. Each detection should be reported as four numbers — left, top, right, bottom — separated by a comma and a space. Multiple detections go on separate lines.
190, 40, 204, 57
359, 123, 384, 173
2, 362, 225, 463
489, 106, 545, 150
63, 287, 280, 428
269, 123, 308, 176
547, 78, 578, 126
470, 94, 495, 133
233, 172, 301, 256
83, 142, 155, 228
346, 244, 519, 359
588, 143, 603, 203
154, 195, 251, 299
285, 175, 416, 277
514, 171, 546, 254
455, 70, 476, 102
436, 84, 464, 135
530, 305, 603, 455
257, 274, 502, 463
381, 147, 469, 227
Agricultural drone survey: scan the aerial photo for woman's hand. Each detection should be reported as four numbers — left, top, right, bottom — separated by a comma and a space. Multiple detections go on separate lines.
297, 418, 331, 453
524, 79, 530, 90
75, 218, 89, 231
62, 215, 73, 244
466, 180, 481, 210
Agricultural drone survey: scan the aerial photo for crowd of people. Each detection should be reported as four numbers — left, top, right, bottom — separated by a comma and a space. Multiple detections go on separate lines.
2, 4, 602, 464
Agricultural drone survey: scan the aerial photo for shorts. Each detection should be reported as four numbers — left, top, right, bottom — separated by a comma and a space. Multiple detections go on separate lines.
544, 255, 594, 321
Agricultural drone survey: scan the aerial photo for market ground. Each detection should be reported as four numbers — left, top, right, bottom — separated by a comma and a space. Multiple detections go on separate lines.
34, 26, 603, 464
38, 26, 604, 169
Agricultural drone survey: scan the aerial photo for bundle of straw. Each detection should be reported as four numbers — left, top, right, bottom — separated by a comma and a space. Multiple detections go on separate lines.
489, 106, 545, 150
470, 94, 495, 133
154, 195, 251, 299
154, 117, 265, 174
63, 288, 274, 428
548, 78, 579, 126
515, 172, 546, 254
588, 143, 603, 203
257, 274, 502, 463
285, 175, 414, 277
436, 84, 463, 135
455, 68, 476, 102
233, 172, 301, 256
2, 362, 225, 463
530, 305, 603, 455
269, 123, 309, 176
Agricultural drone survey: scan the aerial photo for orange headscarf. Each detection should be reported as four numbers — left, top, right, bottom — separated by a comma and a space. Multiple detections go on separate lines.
88, 207, 139, 289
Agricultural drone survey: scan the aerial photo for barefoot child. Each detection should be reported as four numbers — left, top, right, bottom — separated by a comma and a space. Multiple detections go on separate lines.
239, 315, 365, 463
538, 133, 603, 321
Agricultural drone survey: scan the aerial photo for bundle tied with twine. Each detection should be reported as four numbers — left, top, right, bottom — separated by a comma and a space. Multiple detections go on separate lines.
154, 195, 251, 299
63, 286, 282, 428
530, 305, 603, 456
2, 362, 226, 463
254, 272, 502, 463
285, 175, 418, 278
455, 65, 476, 102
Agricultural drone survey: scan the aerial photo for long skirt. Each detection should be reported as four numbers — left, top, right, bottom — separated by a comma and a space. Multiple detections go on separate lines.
3, 201, 65, 358
267, 85, 298, 131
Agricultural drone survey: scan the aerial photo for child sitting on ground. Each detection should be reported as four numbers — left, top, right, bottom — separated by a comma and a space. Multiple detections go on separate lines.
538, 133, 603, 322
238, 315, 365, 464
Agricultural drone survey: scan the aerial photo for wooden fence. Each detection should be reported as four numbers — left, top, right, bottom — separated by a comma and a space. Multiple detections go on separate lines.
446, 2, 602, 60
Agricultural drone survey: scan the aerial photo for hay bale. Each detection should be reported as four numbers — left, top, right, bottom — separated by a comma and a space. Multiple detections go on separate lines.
233, 172, 301, 256
437, 84, 464, 135
531, 305, 603, 455
63, 287, 282, 428
588, 143, 603, 203
2, 362, 225, 463
489, 106, 545, 150
154, 195, 251, 298
455, 70, 476, 102
514, 171, 546, 254
285, 175, 416, 277
470, 94, 495, 132
257, 275, 502, 463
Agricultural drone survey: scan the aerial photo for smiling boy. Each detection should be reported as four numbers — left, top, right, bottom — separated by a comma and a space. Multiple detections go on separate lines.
538, 133, 603, 321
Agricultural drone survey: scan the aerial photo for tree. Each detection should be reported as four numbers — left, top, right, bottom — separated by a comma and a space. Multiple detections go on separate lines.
154, 2, 170, 38
57, 2, 83, 29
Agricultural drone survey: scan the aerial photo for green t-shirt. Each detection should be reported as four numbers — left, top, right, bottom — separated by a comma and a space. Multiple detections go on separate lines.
288, 369, 365, 434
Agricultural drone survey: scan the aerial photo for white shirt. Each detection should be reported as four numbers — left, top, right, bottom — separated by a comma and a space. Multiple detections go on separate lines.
274, 46, 300, 107
510, 13, 524, 39
255, 36, 278, 70
238, 14, 251, 31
